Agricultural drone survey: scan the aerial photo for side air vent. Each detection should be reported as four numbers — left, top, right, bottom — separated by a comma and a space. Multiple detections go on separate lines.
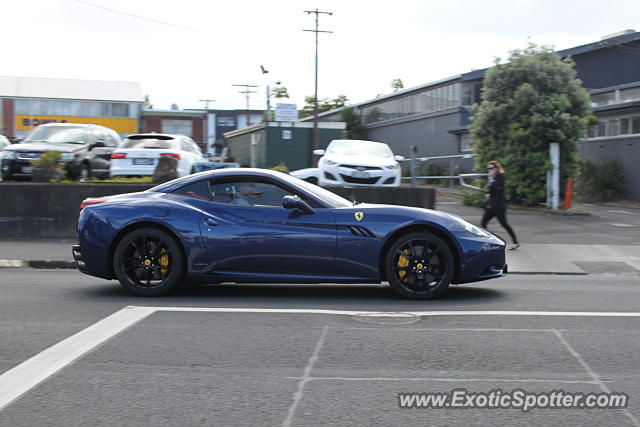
345, 225, 375, 238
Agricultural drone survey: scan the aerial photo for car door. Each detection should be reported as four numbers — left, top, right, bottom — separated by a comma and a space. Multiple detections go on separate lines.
199, 176, 337, 276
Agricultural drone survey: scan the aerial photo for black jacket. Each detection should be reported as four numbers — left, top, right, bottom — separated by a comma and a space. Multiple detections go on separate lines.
487, 173, 506, 207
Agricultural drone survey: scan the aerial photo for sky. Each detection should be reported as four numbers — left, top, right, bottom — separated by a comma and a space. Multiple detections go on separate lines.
2, 0, 639, 111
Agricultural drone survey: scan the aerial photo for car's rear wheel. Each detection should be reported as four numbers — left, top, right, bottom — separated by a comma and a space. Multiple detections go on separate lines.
113, 227, 185, 296
385, 232, 454, 300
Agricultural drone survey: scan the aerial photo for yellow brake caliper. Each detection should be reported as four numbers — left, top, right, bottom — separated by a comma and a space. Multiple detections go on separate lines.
397, 249, 410, 283
160, 248, 170, 275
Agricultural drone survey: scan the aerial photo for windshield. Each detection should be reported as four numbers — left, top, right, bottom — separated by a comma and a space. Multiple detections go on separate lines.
23, 126, 87, 144
284, 175, 352, 208
327, 140, 393, 158
121, 138, 176, 149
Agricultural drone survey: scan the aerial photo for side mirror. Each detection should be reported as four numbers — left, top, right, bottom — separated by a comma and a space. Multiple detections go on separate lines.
394, 155, 405, 161
282, 195, 315, 214
312, 149, 325, 156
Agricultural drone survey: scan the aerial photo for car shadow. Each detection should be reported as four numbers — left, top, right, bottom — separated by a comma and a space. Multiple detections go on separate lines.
82, 281, 505, 306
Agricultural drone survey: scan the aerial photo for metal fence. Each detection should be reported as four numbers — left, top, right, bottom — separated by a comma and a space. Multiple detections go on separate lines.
399, 153, 486, 188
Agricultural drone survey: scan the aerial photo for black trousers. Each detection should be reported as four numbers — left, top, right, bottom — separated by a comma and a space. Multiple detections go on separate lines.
481, 204, 518, 244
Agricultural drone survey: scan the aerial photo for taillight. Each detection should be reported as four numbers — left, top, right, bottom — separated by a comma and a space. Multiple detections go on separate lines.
80, 199, 106, 211
111, 152, 127, 159
161, 153, 181, 160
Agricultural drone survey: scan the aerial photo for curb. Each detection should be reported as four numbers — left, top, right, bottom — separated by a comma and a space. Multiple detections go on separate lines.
0, 259, 76, 269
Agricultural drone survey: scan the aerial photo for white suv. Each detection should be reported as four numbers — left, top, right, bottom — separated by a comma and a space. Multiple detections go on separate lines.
313, 139, 403, 187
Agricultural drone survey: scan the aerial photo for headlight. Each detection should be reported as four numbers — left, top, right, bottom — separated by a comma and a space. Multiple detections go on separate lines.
384, 163, 400, 170
60, 152, 75, 161
449, 215, 491, 237
323, 159, 337, 166
1, 151, 16, 160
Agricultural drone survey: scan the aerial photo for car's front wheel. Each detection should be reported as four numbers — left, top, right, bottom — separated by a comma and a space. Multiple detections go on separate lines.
385, 232, 454, 300
113, 227, 185, 296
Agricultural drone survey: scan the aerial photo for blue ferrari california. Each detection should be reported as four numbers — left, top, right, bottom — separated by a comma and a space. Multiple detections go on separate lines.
72, 168, 506, 299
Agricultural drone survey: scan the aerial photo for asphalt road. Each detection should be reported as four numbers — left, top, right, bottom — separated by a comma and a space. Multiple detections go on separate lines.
0, 269, 639, 426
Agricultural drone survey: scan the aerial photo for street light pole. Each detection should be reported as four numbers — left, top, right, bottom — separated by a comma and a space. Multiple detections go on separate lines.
304, 8, 332, 165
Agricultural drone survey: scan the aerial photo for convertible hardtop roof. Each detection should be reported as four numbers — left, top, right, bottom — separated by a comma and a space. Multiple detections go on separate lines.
149, 168, 291, 193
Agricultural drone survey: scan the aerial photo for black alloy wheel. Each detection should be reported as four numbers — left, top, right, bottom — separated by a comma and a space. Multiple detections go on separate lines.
113, 227, 185, 296
385, 232, 454, 300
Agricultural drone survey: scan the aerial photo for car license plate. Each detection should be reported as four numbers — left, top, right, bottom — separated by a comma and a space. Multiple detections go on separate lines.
352, 170, 370, 178
22, 167, 32, 173
133, 158, 154, 165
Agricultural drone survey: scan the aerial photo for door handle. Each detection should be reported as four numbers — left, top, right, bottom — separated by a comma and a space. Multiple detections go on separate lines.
204, 218, 218, 226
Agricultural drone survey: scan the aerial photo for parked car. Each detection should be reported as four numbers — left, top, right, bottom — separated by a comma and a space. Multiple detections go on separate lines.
109, 133, 206, 178
0, 135, 10, 151
73, 168, 506, 299
1, 123, 120, 181
303, 139, 403, 187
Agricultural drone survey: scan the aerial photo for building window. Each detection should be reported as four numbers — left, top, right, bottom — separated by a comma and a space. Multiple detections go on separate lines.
586, 115, 640, 139
459, 133, 473, 152
101, 103, 129, 117
162, 119, 193, 137
361, 83, 461, 125
217, 117, 235, 127
620, 87, 640, 103
590, 92, 615, 107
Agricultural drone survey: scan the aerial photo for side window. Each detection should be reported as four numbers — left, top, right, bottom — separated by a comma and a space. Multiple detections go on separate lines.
209, 180, 293, 207
181, 139, 194, 152
105, 131, 118, 147
172, 180, 211, 201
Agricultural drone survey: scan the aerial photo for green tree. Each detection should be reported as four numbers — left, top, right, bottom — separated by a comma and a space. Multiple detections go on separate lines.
300, 95, 349, 118
391, 78, 404, 91
341, 107, 366, 140
272, 86, 289, 99
470, 44, 592, 206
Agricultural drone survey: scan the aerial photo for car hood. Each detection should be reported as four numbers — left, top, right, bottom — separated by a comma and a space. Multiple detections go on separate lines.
323, 153, 396, 167
5, 142, 83, 153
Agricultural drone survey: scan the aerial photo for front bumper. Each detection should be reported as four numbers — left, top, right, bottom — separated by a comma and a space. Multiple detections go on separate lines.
318, 165, 400, 187
2, 158, 80, 179
453, 235, 507, 284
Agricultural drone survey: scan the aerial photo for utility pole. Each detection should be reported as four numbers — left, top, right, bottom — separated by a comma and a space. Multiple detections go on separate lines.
232, 84, 258, 128
260, 65, 271, 122
304, 8, 332, 164
198, 99, 215, 110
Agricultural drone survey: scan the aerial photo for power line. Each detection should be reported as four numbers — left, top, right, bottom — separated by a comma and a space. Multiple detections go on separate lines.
70, 0, 199, 31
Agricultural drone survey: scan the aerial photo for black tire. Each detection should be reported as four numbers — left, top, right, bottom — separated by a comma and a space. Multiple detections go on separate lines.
79, 164, 91, 182
113, 227, 185, 296
384, 231, 454, 300
306, 177, 318, 185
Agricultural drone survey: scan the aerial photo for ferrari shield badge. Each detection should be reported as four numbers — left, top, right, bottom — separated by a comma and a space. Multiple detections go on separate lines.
354, 212, 364, 222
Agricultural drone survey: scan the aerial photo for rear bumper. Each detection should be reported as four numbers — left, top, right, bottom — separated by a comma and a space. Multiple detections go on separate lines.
72, 244, 89, 274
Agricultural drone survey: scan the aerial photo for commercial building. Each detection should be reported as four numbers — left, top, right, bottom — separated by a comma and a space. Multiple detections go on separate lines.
303, 30, 640, 199
141, 109, 207, 149
0, 76, 144, 139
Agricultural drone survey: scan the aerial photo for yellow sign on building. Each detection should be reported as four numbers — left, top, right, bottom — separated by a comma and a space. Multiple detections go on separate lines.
15, 115, 138, 134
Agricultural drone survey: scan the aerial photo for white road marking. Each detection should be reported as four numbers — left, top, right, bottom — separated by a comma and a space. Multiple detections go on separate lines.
0, 259, 26, 268
284, 376, 603, 385
282, 325, 329, 427
2, 306, 640, 413
553, 329, 640, 427
0, 306, 155, 411
610, 223, 636, 227
147, 307, 640, 317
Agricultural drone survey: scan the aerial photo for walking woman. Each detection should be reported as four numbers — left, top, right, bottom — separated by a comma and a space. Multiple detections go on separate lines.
481, 160, 519, 250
